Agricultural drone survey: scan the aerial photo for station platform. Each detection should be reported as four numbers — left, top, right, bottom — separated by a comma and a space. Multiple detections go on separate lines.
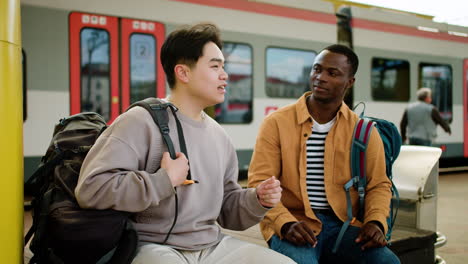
436, 171, 468, 264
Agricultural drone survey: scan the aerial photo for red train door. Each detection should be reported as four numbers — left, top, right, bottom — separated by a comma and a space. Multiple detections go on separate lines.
69, 13, 166, 122
120, 18, 166, 112
464, 59, 468, 157
69, 12, 120, 123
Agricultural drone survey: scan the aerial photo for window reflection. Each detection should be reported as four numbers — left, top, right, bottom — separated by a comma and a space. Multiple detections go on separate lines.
371, 58, 409, 101
80, 28, 110, 120
266, 47, 315, 98
419, 63, 453, 122
216, 42, 253, 123
130, 33, 156, 103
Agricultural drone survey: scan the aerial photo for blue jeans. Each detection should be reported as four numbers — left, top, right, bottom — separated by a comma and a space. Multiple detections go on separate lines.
269, 213, 400, 264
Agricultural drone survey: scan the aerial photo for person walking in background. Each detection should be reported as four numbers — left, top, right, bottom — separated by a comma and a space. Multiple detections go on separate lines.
400, 87, 451, 146
248, 44, 400, 264
75, 22, 294, 264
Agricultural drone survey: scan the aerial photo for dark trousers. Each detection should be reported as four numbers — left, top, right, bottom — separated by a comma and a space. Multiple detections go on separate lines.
409, 137, 432, 146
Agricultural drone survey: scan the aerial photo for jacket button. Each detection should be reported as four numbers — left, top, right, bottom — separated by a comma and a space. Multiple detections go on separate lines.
304, 133, 308, 137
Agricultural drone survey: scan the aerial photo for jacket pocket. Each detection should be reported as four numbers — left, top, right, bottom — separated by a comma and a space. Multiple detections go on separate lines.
332, 149, 351, 185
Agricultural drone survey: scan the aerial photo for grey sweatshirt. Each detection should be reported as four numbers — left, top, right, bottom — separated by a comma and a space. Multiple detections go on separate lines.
75, 105, 268, 250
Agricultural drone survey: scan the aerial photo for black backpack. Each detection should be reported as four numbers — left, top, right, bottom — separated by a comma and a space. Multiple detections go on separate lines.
25, 98, 187, 264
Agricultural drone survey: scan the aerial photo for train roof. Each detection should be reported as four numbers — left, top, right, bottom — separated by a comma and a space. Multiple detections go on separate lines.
21, 0, 468, 56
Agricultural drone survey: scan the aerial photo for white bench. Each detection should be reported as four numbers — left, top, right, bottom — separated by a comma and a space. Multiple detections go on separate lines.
392, 145, 442, 232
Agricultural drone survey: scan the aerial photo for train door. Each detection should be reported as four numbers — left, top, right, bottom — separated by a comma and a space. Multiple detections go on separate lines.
464, 59, 468, 157
69, 12, 119, 123
69, 12, 165, 123
120, 18, 165, 111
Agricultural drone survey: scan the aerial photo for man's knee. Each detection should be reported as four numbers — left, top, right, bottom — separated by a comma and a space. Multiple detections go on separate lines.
132, 244, 183, 264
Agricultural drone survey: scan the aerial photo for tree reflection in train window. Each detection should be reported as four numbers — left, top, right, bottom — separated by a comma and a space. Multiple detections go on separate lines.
419, 63, 453, 123
266, 47, 316, 98
216, 42, 253, 124
130, 33, 156, 103
80, 28, 110, 121
371, 57, 410, 101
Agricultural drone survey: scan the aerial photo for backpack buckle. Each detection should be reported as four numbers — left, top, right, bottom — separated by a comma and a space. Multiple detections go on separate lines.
357, 186, 365, 199
159, 124, 170, 135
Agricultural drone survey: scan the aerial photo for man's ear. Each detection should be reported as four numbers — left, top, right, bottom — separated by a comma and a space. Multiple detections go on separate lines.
174, 64, 190, 83
347, 76, 355, 89
343, 77, 355, 97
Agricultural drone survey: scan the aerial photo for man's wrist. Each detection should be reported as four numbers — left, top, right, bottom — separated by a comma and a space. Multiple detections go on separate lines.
368, 221, 385, 234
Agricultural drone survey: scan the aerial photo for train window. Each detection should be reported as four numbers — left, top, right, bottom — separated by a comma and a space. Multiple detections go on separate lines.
80, 28, 111, 120
371, 58, 410, 101
266, 47, 315, 98
215, 42, 253, 123
130, 33, 156, 103
419, 63, 453, 123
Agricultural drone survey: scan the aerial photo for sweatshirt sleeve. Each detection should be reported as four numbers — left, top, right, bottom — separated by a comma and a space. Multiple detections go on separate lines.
75, 108, 175, 212
217, 138, 269, 231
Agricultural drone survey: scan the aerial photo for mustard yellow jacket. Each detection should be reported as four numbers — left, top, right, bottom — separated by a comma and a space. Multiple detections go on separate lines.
248, 92, 391, 242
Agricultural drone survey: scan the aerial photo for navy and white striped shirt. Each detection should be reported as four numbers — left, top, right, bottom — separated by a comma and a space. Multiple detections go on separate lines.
306, 117, 336, 210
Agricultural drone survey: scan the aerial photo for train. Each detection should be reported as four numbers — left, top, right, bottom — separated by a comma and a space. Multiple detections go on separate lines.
20, 0, 468, 182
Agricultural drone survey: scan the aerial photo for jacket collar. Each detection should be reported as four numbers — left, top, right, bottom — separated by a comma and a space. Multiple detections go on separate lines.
295, 91, 352, 125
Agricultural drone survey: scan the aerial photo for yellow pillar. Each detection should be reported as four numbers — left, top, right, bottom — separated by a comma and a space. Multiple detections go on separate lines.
0, 0, 23, 263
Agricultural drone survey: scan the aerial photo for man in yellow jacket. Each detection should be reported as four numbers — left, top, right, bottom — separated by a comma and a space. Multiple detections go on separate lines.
248, 44, 400, 264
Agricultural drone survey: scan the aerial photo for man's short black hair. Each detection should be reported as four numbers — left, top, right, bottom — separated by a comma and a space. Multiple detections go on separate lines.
161, 22, 222, 88
321, 44, 359, 76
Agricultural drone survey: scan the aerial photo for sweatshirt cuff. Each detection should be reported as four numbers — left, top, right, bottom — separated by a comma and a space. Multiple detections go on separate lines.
245, 188, 269, 217
149, 168, 176, 201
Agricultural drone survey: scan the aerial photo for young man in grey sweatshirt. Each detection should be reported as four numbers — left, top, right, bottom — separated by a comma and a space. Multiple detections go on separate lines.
75, 22, 295, 264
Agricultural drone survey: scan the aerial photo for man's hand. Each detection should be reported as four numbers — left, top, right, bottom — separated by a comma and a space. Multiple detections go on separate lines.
256, 176, 282, 207
161, 152, 189, 187
355, 221, 387, 250
282, 221, 317, 247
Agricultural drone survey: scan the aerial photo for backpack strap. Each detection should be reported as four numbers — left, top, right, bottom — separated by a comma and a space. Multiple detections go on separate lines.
24, 151, 66, 246
25, 146, 66, 189
130, 99, 176, 158
128, 98, 194, 182
333, 117, 374, 253
167, 105, 189, 164
352, 117, 374, 218
387, 180, 399, 241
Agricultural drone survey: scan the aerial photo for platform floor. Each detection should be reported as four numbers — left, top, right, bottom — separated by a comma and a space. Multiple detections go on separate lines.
436, 171, 468, 264
23, 171, 468, 263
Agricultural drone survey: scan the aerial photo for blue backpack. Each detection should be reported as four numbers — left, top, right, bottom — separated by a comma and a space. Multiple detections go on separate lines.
333, 103, 402, 253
